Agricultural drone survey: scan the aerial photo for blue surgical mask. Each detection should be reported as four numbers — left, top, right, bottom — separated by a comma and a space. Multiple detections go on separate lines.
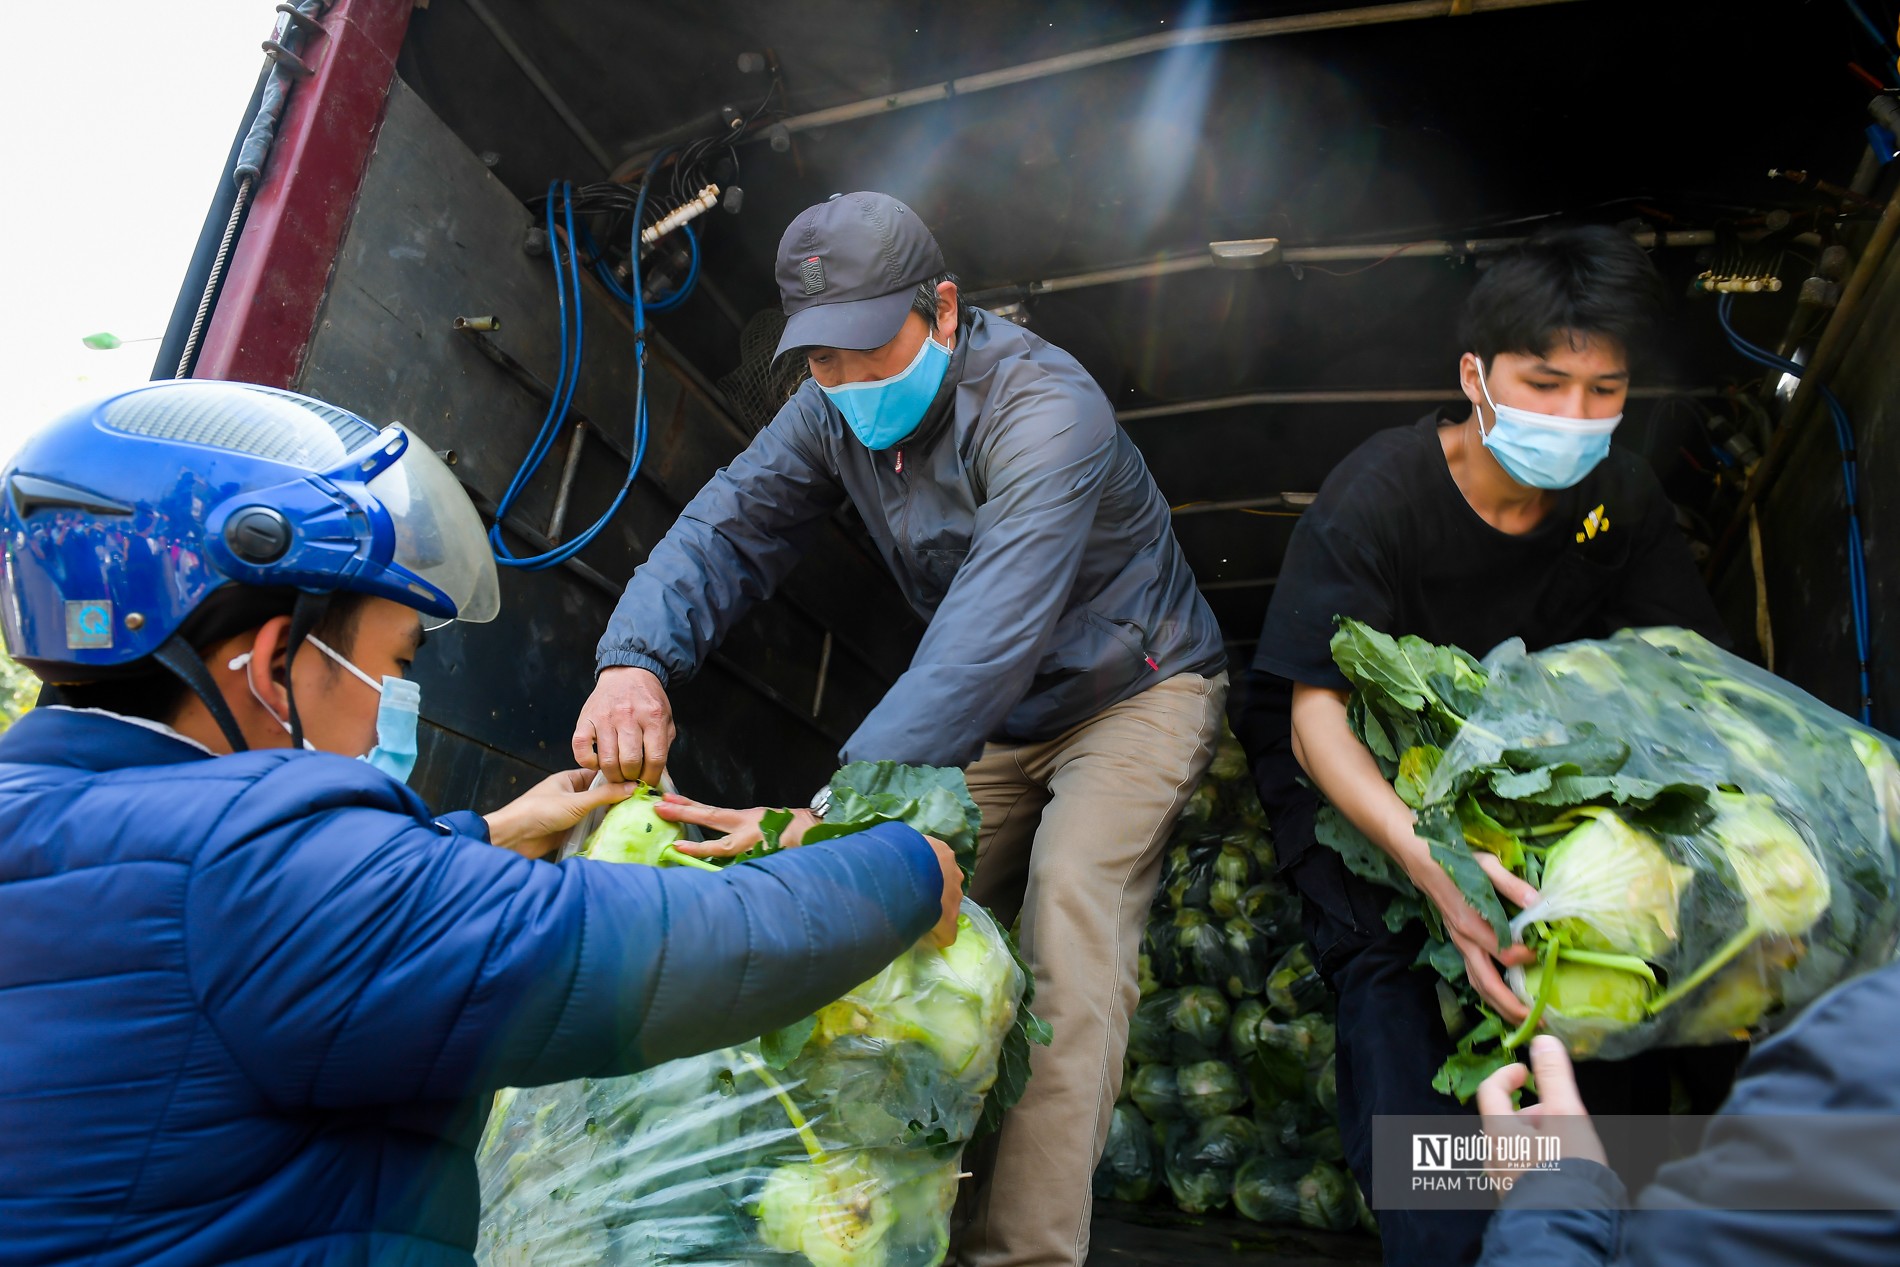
1473, 360, 1621, 490
820, 335, 951, 450
228, 635, 421, 782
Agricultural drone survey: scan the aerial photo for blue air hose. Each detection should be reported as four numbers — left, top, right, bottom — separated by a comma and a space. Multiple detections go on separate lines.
1716, 295, 1874, 724
491, 159, 673, 571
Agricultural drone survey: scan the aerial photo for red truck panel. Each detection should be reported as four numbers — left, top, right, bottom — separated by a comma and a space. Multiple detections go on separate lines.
192, 0, 414, 388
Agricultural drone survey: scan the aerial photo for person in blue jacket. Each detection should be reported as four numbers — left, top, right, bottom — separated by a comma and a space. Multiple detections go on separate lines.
0, 379, 961, 1266
1473, 967, 1900, 1267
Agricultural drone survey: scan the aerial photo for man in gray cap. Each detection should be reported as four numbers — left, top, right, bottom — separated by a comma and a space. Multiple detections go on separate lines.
575, 192, 1227, 1266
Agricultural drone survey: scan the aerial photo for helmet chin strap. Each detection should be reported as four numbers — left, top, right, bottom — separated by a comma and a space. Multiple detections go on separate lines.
149, 590, 337, 755
282, 590, 334, 751
152, 633, 249, 753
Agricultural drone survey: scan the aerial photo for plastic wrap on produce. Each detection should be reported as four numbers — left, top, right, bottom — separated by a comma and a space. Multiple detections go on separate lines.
1092, 1103, 1159, 1203
1322, 620, 1900, 1086
1444, 630, 1892, 1056
476, 900, 1023, 1267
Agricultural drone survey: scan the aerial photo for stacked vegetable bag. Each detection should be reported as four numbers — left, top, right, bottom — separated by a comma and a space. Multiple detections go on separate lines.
1317, 620, 1900, 1098
1093, 731, 1375, 1236
476, 764, 1049, 1266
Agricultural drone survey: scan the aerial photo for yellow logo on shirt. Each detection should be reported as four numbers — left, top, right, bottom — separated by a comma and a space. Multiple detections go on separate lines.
1576, 504, 1610, 544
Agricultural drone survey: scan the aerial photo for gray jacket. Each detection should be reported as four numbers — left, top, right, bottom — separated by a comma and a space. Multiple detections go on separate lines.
597, 307, 1225, 768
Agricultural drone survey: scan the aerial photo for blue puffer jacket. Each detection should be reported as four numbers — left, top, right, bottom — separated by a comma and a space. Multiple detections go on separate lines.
0, 708, 942, 1266
1479, 959, 1900, 1267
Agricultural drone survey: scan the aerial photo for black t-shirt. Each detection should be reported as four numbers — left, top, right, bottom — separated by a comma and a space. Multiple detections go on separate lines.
1232, 414, 1729, 873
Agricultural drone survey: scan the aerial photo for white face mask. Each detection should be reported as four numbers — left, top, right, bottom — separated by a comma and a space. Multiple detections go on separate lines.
227, 635, 421, 781
1472, 359, 1622, 490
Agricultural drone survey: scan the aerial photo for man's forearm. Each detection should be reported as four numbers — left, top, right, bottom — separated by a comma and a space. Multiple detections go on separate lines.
1289, 683, 1421, 864
838, 659, 1019, 770
595, 418, 836, 682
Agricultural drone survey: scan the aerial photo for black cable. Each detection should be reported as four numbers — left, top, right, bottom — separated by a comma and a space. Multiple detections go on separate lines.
534, 76, 782, 289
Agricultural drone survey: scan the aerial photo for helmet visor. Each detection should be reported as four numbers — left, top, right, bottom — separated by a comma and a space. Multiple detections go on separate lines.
364, 429, 500, 627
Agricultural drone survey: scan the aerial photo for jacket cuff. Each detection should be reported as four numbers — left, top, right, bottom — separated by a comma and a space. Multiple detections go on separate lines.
436, 809, 492, 842
595, 649, 671, 685
1502, 1158, 1627, 1211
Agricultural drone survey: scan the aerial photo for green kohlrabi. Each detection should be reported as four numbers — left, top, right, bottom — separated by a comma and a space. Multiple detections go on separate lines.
1509, 809, 1692, 959
1512, 956, 1654, 1027
1667, 938, 1791, 1045
1163, 1115, 1260, 1214
580, 786, 716, 870
1176, 1059, 1248, 1120
1129, 991, 1176, 1065
1219, 918, 1269, 999
1266, 944, 1327, 1018
1209, 734, 1249, 783
1233, 1155, 1308, 1226
1128, 1064, 1183, 1122
1707, 792, 1831, 937
1647, 793, 1831, 1015
1208, 839, 1260, 919
756, 1155, 897, 1267
899, 911, 1023, 1077
1169, 985, 1231, 1050
1296, 1160, 1359, 1232
1093, 1103, 1160, 1202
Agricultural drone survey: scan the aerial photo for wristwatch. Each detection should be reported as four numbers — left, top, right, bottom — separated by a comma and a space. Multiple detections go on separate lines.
808, 785, 832, 821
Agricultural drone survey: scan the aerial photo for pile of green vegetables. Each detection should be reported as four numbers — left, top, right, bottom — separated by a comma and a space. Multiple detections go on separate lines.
1092, 729, 1375, 1238
1317, 619, 1900, 1100
476, 763, 1049, 1267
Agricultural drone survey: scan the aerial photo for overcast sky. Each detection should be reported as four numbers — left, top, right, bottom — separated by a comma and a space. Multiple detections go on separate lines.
0, 1, 265, 461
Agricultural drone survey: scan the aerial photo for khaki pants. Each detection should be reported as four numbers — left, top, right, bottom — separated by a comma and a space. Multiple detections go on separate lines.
956, 671, 1228, 1267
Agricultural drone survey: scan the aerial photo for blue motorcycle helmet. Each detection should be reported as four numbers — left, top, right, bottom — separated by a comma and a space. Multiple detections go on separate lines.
0, 380, 498, 750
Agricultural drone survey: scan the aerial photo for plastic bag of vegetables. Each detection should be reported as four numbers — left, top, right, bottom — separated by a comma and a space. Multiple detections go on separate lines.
1232, 1003, 1334, 1106
1162, 1115, 1259, 1214
476, 763, 1047, 1266
1131, 986, 1230, 1064
1232, 1155, 1307, 1225
1316, 620, 1900, 1097
1231, 1156, 1356, 1230
1100, 719, 1364, 1227
1092, 1103, 1160, 1202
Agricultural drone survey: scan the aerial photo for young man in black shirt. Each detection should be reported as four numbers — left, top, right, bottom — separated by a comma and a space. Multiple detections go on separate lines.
1230, 227, 1732, 1266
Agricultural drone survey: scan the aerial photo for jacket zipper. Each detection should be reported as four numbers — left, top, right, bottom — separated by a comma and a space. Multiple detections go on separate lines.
1124, 615, 1155, 668
1106, 616, 1161, 672
1131, 620, 1160, 671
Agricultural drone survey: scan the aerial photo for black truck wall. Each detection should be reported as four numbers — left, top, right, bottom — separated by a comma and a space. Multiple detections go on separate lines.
292, 79, 922, 813
1727, 234, 1900, 727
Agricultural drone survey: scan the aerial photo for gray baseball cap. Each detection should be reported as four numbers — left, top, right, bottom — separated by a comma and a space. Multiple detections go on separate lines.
773, 192, 946, 360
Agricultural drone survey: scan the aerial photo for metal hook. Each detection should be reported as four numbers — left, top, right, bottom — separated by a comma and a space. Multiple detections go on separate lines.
272, 3, 326, 35
261, 40, 314, 77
